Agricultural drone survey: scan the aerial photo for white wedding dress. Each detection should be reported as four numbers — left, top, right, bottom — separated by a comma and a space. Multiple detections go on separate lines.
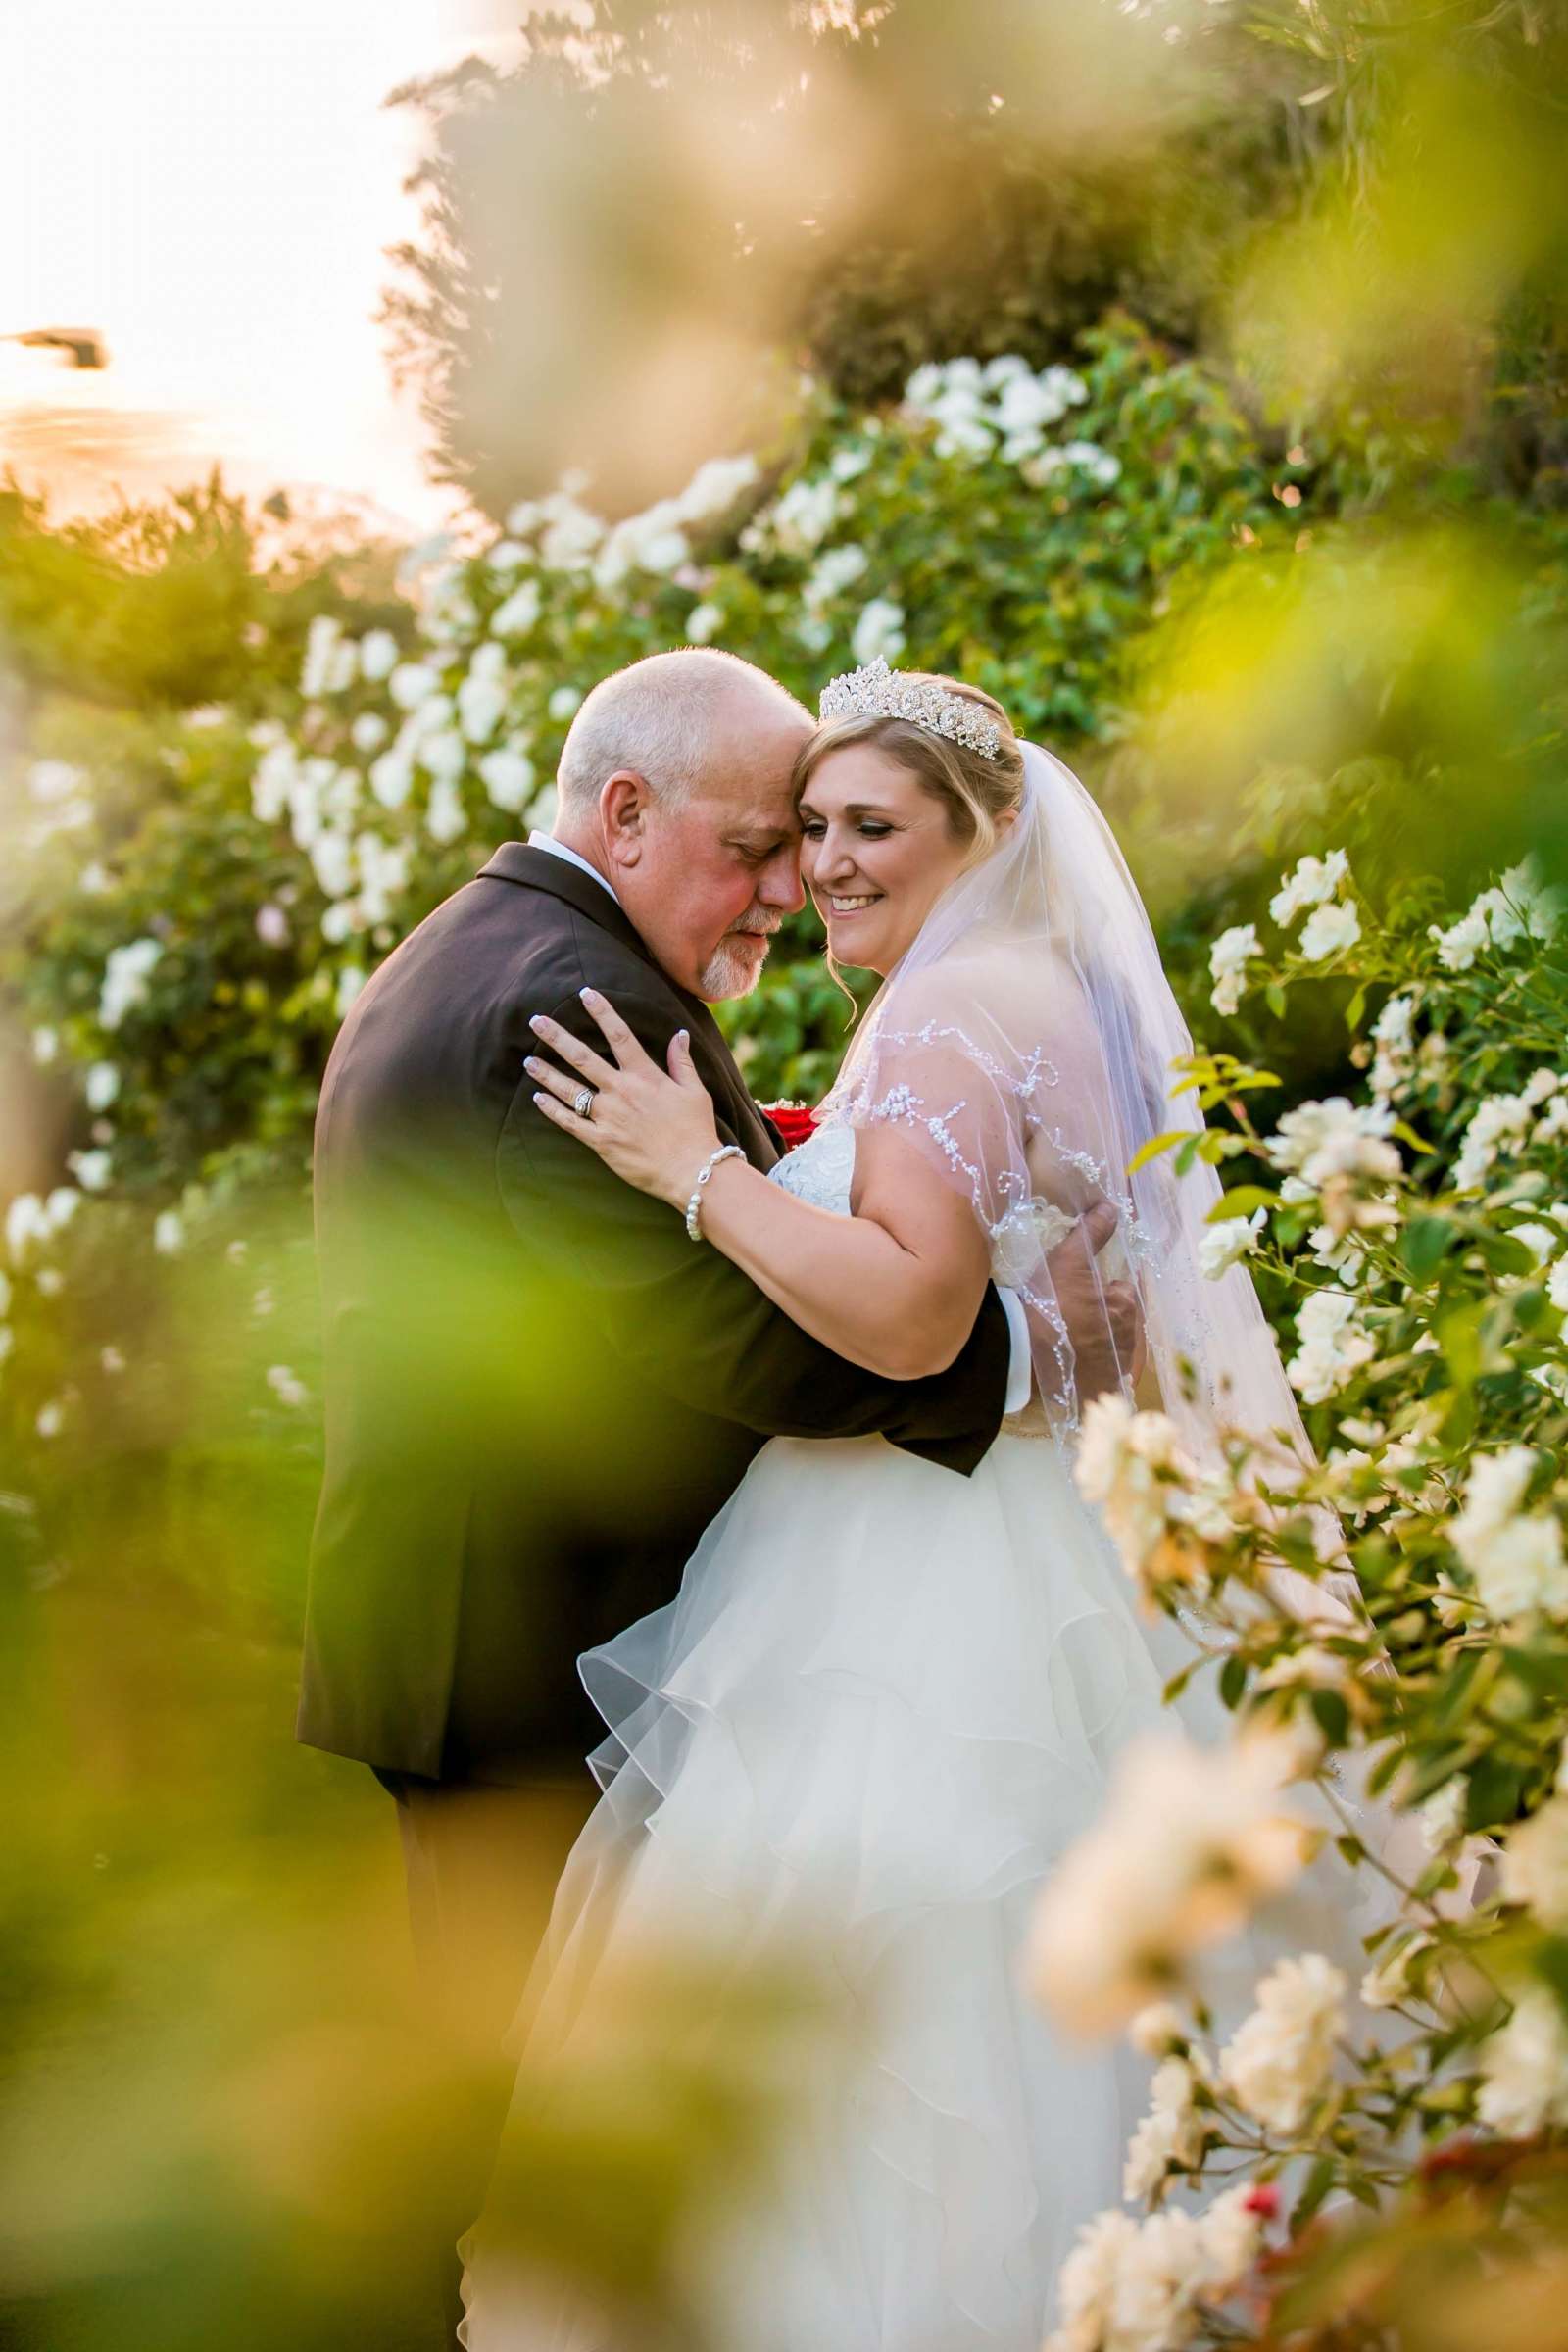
458, 1123, 1381, 2352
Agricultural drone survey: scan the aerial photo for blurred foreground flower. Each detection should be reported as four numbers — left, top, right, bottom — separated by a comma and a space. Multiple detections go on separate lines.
1025, 1727, 1312, 2035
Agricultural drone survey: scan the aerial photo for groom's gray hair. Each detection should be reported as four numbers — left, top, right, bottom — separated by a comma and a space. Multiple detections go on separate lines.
556, 648, 810, 814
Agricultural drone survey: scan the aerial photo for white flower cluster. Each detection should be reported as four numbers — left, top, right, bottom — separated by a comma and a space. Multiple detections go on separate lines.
1429, 860, 1560, 972
252, 729, 424, 935
739, 439, 872, 566
300, 614, 363, 699
1047, 2184, 1267, 2352
1325, 1417, 1436, 1525
1217, 1952, 1347, 2132
1074, 1394, 1234, 1596
595, 453, 760, 592
1263, 1096, 1401, 1239
253, 451, 768, 912
1287, 1287, 1377, 1404
1209, 852, 1362, 1021
25, 759, 94, 847
1198, 1206, 1264, 1281
1270, 849, 1361, 965
851, 596, 907, 667
4, 1187, 79, 1266
797, 541, 870, 653
1026, 1724, 1311, 2036
1447, 1445, 1568, 1622
1122, 2054, 1206, 2200
1367, 992, 1416, 1105
1500, 1791, 1568, 1930
1207, 921, 1257, 1018
1451, 1066, 1568, 1193
768, 473, 841, 557
1, 1187, 83, 1394
502, 480, 602, 573
1269, 849, 1348, 928
99, 937, 164, 1031
1477, 1984, 1568, 2138
902, 353, 1119, 486
504, 453, 760, 597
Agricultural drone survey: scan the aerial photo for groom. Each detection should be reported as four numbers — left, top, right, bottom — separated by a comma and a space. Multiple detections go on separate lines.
298, 647, 1139, 2340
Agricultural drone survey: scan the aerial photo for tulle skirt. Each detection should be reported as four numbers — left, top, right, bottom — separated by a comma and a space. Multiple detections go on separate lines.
459, 1431, 1379, 2351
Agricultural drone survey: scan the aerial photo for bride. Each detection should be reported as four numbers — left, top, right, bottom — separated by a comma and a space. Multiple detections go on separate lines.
461, 662, 1370, 2350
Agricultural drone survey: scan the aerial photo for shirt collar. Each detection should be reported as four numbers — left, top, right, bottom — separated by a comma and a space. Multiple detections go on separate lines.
526, 830, 621, 907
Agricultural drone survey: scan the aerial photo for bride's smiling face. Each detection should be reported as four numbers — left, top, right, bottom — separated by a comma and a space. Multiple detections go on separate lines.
798, 743, 976, 974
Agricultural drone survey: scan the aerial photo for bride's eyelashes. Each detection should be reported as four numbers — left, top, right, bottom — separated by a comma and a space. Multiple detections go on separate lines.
800, 817, 896, 842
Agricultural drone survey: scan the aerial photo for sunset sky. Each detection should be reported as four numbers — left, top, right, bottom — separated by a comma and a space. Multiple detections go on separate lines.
0, 1, 528, 535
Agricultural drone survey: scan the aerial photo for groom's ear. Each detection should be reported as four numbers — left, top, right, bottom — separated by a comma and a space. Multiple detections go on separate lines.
601, 768, 652, 869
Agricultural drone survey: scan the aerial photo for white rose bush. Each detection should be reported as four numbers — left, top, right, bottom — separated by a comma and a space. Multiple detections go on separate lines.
1031, 852, 1568, 2345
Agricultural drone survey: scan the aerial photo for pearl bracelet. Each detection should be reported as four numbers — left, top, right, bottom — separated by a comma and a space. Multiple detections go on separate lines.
685, 1144, 745, 1241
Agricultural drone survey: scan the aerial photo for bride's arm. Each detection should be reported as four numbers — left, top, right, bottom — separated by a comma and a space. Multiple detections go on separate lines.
526, 993, 990, 1380
698, 1126, 991, 1379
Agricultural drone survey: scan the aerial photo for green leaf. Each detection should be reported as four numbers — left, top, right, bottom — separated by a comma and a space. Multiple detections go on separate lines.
1439, 1300, 1488, 1392
1219, 1654, 1247, 1710
1127, 1130, 1187, 1175
1401, 1215, 1455, 1280
1464, 1756, 1525, 1832
1292, 2153, 1337, 2232
1345, 983, 1367, 1032
1532, 1936, 1568, 2022
1401, 1749, 1468, 1807
1428, 1649, 1484, 1730
1209, 1186, 1275, 1221
1265, 981, 1287, 1021
1310, 1689, 1350, 1747
1515, 1284, 1550, 1331
1390, 1118, 1435, 1156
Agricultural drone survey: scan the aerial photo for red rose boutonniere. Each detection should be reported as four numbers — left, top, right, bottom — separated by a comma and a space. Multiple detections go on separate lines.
764, 1101, 818, 1152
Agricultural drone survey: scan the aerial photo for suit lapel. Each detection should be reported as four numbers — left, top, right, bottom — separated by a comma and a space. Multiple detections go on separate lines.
477, 842, 780, 1171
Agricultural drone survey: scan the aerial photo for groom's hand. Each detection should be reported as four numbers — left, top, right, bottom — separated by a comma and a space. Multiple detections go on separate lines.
1046, 1199, 1146, 1403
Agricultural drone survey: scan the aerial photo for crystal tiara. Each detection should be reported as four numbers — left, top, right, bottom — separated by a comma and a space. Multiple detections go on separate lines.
818, 657, 1004, 761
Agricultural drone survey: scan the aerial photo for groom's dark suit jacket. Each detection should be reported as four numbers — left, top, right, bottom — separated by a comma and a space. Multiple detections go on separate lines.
297, 843, 1011, 1784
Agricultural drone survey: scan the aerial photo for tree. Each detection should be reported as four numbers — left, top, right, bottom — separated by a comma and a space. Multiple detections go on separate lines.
377, 0, 1296, 519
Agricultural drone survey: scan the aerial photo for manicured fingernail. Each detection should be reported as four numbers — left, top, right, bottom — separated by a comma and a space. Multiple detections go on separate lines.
529, 1014, 551, 1034
524, 1055, 542, 1076
579, 986, 599, 1003
532, 1092, 548, 1108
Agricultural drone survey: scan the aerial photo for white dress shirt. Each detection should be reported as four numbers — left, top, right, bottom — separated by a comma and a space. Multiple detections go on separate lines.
528, 828, 620, 903
523, 830, 1032, 1414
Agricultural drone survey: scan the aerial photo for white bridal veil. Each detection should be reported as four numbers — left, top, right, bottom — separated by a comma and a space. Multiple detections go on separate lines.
817, 740, 1315, 1475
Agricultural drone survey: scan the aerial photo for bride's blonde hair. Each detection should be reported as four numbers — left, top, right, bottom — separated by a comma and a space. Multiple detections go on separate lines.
791, 673, 1026, 858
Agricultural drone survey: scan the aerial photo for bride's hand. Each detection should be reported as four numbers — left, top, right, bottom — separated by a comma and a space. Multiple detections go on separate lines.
526, 989, 722, 1209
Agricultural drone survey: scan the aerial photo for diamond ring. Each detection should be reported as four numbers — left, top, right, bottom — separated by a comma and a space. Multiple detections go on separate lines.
573, 1087, 595, 1120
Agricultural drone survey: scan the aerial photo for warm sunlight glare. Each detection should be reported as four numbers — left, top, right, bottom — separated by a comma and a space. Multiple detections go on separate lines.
0, 0, 519, 528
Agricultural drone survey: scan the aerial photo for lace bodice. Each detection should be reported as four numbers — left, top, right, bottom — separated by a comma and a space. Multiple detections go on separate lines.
767, 1122, 856, 1216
